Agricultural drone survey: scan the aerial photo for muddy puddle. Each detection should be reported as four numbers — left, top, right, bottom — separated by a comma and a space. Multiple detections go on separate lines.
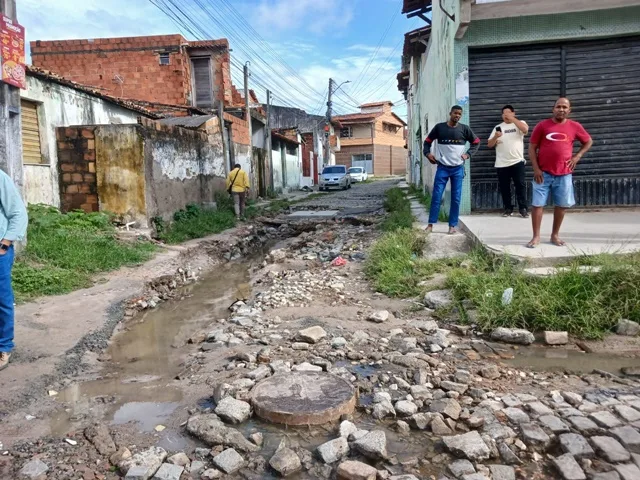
50, 257, 259, 442
505, 346, 640, 375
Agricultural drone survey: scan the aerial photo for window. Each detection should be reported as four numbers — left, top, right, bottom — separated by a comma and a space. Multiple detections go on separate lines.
21, 100, 45, 164
286, 144, 297, 156
322, 166, 346, 174
191, 57, 213, 107
340, 126, 352, 138
159, 53, 170, 65
383, 122, 400, 134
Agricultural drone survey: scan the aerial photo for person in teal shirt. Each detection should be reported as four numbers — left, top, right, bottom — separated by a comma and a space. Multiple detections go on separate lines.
0, 169, 28, 371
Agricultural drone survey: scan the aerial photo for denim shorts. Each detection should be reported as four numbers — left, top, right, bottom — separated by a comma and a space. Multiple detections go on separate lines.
532, 172, 575, 208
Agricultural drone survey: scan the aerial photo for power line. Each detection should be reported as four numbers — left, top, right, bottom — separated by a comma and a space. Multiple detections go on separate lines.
152, 0, 325, 112
349, 9, 399, 97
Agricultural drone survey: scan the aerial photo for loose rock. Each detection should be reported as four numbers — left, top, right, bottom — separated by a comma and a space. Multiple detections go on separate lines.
368, 310, 391, 323
617, 319, 640, 336
552, 454, 586, 480
297, 326, 327, 344
215, 397, 251, 424
336, 460, 378, 480
84, 423, 117, 456
424, 289, 453, 309
490, 328, 535, 345
212, 448, 245, 474
19, 458, 49, 479
186, 414, 260, 452
269, 447, 301, 477
316, 437, 349, 464
442, 431, 491, 461
544, 331, 569, 345
354, 430, 387, 460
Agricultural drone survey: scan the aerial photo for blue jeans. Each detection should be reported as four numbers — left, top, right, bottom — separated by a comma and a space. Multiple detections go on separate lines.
0, 246, 15, 352
429, 164, 464, 227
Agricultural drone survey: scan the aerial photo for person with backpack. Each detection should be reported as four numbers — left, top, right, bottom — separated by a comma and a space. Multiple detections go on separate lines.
226, 163, 250, 218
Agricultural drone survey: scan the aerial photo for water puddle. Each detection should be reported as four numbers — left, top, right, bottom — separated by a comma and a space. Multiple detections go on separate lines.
51, 258, 259, 436
505, 346, 639, 375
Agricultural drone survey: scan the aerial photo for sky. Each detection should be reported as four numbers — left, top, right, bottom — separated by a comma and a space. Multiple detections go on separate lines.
17, 0, 420, 118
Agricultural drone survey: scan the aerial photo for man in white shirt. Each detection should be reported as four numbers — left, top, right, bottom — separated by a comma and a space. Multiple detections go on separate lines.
488, 105, 529, 218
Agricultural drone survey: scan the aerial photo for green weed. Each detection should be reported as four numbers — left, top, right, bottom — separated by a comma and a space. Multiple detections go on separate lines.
446, 249, 640, 339
15, 205, 156, 301
159, 200, 236, 244
364, 229, 453, 297
381, 188, 413, 232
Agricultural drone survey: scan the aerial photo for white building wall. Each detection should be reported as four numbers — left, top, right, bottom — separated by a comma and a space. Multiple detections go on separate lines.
20, 75, 141, 207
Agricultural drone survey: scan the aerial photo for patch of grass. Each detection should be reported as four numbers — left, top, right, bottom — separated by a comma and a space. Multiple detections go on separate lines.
159, 196, 236, 244
381, 187, 413, 232
409, 184, 448, 222
15, 205, 156, 301
365, 228, 455, 297
446, 249, 640, 339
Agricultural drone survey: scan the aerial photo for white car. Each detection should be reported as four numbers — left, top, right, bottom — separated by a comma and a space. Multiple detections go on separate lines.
348, 167, 368, 182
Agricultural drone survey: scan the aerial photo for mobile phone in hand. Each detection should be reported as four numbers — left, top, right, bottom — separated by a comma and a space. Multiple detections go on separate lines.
495, 126, 502, 132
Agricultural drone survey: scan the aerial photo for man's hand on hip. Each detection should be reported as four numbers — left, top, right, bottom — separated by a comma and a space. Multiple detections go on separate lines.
427, 153, 437, 165
567, 155, 581, 171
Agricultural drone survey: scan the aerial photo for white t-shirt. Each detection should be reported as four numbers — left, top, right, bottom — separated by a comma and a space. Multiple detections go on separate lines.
489, 121, 527, 168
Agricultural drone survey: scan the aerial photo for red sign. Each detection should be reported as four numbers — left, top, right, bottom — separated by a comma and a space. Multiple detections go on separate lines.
0, 15, 26, 89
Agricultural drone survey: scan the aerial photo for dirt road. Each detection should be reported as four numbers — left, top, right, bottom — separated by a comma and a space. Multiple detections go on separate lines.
2, 179, 640, 480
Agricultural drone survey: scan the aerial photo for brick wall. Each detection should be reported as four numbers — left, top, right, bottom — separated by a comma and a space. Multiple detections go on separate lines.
31, 35, 233, 107
57, 127, 99, 213
224, 113, 250, 146
373, 145, 407, 176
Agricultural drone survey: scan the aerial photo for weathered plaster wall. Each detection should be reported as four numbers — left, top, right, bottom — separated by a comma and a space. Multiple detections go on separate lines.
285, 153, 300, 190
141, 121, 226, 222
94, 125, 146, 225
272, 148, 284, 192
417, 0, 461, 204
21, 74, 140, 207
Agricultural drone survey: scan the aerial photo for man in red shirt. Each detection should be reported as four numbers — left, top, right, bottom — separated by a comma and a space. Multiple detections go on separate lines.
527, 98, 593, 248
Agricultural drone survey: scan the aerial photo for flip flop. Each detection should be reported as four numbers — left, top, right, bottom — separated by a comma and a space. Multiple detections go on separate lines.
526, 242, 538, 249
552, 240, 567, 247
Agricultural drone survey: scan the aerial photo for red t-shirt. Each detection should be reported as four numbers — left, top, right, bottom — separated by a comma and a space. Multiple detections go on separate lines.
530, 119, 591, 175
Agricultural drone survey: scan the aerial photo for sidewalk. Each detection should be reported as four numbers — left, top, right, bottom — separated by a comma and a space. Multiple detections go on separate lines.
460, 209, 640, 265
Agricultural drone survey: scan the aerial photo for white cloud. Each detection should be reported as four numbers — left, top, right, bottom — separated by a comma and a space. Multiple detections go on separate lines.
250, 0, 355, 35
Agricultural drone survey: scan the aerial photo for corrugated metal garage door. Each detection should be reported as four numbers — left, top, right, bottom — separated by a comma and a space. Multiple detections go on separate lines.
469, 36, 640, 210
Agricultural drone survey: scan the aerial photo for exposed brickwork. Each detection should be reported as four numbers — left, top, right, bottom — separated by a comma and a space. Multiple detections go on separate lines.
30, 34, 240, 108
56, 127, 99, 213
224, 113, 250, 146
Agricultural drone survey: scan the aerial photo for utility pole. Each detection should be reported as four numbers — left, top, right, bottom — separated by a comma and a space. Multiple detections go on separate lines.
265, 89, 273, 193
218, 99, 230, 177
324, 78, 333, 166
243, 62, 253, 177
0, 0, 23, 191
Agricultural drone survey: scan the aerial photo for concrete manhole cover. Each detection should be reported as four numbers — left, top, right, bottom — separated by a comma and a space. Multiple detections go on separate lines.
251, 372, 356, 425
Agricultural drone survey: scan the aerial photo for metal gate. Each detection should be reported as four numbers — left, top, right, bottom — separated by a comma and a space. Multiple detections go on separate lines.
469, 36, 640, 210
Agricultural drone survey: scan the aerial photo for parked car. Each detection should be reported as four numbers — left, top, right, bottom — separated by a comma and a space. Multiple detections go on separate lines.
319, 165, 351, 191
348, 166, 368, 182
